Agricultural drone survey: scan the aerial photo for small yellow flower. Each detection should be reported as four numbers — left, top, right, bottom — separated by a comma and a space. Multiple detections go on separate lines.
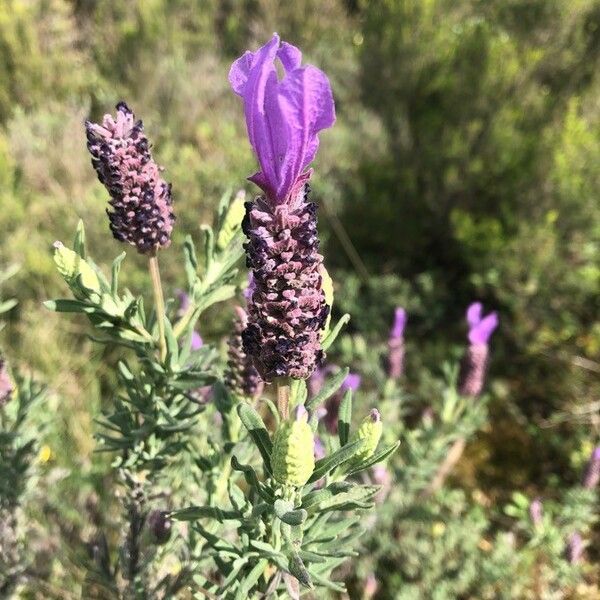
478, 538, 493, 552
38, 445, 52, 464
431, 522, 446, 537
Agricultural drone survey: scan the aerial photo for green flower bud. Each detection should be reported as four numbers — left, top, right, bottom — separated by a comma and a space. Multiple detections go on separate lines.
272, 410, 315, 488
53, 241, 101, 293
348, 409, 382, 466
217, 191, 246, 250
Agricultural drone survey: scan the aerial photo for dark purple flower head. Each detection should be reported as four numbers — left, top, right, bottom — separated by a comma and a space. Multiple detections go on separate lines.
85, 102, 175, 255
229, 34, 335, 204
582, 446, 600, 489
466, 302, 498, 345
224, 306, 264, 398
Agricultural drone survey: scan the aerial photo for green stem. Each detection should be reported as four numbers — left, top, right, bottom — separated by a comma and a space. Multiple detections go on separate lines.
148, 253, 167, 362
276, 379, 290, 420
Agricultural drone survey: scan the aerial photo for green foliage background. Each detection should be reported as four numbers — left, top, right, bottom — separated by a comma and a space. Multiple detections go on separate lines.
1, 0, 599, 596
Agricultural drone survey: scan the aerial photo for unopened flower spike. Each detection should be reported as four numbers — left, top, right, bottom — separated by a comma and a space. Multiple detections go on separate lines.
458, 302, 498, 397
271, 402, 315, 488
85, 102, 175, 255
229, 33, 335, 382
387, 307, 407, 379
346, 408, 383, 469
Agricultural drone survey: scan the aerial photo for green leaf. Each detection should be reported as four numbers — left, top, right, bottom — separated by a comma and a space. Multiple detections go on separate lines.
338, 390, 352, 447
274, 499, 307, 526
73, 219, 87, 259
235, 559, 268, 599
306, 367, 349, 412
231, 455, 274, 503
288, 551, 312, 589
110, 252, 126, 296
237, 403, 273, 473
183, 236, 198, 288
43, 299, 90, 313
344, 441, 400, 476
321, 313, 350, 351
169, 506, 240, 522
308, 439, 365, 483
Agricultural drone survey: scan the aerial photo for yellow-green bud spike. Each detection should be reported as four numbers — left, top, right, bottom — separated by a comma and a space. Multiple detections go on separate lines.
349, 409, 383, 465
52, 241, 101, 293
272, 408, 315, 488
217, 190, 246, 250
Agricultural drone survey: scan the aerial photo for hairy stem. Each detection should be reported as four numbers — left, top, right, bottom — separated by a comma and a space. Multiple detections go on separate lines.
148, 253, 167, 362
276, 380, 290, 420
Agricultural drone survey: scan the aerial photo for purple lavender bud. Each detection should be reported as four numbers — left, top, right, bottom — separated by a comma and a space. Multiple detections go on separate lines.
190, 331, 203, 351
529, 498, 543, 527
364, 573, 378, 599
582, 447, 600, 489
567, 532, 584, 564
224, 307, 264, 399
387, 307, 407, 379
314, 436, 326, 460
323, 372, 361, 434
85, 102, 175, 255
458, 302, 498, 397
230, 35, 335, 382
0, 357, 13, 407
176, 290, 190, 317
146, 509, 172, 545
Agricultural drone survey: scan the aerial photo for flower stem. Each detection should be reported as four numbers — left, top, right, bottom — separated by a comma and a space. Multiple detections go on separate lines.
148, 253, 167, 362
276, 379, 290, 420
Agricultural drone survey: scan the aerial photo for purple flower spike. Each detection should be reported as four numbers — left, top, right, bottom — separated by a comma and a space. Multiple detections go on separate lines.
0, 357, 13, 407
229, 34, 335, 204
459, 302, 498, 397
387, 307, 407, 379
231, 36, 335, 382
85, 102, 175, 254
466, 302, 498, 345
567, 532, 584, 564
582, 446, 600, 489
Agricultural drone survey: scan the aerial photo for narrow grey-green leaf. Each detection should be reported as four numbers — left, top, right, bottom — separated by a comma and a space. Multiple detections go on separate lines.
306, 367, 349, 412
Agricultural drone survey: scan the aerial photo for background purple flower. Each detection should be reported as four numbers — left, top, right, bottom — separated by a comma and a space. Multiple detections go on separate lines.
466, 302, 498, 345
582, 446, 600, 489
323, 371, 361, 434
387, 307, 407, 379
229, 33, 335, 203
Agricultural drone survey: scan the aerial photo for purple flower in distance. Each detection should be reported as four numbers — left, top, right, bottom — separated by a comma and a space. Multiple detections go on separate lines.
567, 532, 584, 564
466, 302, 498, 345
459, 302, 498, 397
323, 372, 361, 434
229, 33, 335, 203
582, 446, 600, 489
85, 102, 175, 255
387, 307, 407, 379
529, 498, 543, 527
230, 35, 335, 381
0, 357, 13, 407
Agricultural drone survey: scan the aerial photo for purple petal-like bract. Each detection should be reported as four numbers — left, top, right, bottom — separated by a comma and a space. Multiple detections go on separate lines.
191, 331, 204, 351
567, 532, 584, 564
224, 307, 264, 398
458, 302, 498, 397
466, 302, 498, 345
229, 33, 335, 204
387, 307, 407, 379
231, 36, 335, 382
85, 102, 175, 255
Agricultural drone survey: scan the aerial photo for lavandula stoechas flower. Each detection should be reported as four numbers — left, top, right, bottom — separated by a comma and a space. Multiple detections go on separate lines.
567, 532, 584, 564
529, 497, 543, 528
229, 34, 335, 382
85, 102, 175, 255
224, 307, 264, 399
0, 357, 13, 407
323, 372, 361, 434
458, 302, 498, 397
582, 446, 600, 489
387, 307, 407, 379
